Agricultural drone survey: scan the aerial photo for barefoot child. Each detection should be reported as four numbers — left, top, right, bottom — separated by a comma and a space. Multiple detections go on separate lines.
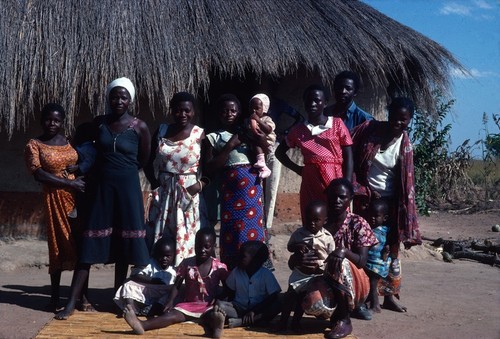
114, 237, 176, 317
123, 228, 228, 335
248, 94, 275, 179
364, 199, 390, 313
206, 241, 281, 337
278, 200, 334, 332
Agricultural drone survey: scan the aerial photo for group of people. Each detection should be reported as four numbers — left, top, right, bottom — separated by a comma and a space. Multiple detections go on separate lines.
25, 70, 421, 339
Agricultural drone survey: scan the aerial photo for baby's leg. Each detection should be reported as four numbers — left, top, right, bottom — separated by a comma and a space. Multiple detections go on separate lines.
253, 147, 271, 179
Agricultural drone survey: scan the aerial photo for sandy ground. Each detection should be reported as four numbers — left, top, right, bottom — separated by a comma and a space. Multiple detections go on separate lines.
1, 211, 499, 339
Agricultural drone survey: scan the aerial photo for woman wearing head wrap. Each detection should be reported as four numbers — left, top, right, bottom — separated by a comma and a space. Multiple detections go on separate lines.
56, 77, 151, 320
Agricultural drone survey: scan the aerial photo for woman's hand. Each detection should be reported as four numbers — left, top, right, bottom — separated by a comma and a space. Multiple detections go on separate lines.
186, 181, 202, 196
66, 164, 79, 174
70, 177, 86, 193
226, 134, 242, 150
325, 248, 346, 281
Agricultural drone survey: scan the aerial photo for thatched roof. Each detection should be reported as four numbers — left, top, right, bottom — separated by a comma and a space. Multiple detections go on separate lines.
0, 0, 462, 137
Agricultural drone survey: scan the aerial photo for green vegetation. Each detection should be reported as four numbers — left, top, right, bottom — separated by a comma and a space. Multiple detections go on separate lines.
410, 94, 498, 214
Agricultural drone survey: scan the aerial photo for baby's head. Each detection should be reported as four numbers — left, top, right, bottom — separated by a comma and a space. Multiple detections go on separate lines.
152, 237, 175, 269
249, 94, 270, 118
369, 199, 389, 228
195, 227, 217, 263
238, 241, 269, 271
304, 200, 328, 235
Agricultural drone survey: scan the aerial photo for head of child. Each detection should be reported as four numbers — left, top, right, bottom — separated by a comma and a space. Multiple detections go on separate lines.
249, 94, 270, 118
152, 237, 175, 270
238, 241, 269, 274
303, 84, 329, 121
194, 227, 217, 264
369, 199, 389, 229
353, 194, 370, 220
216, 93, 242, 128
326, 178, 353, 218
73, 122, 95, 146
304, 200, 328, 235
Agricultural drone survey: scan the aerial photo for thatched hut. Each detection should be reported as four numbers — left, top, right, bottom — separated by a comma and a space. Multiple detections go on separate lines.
0, 0, 462, 236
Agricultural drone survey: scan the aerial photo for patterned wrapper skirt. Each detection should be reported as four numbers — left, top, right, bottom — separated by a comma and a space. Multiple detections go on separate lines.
219, 165, 265, 270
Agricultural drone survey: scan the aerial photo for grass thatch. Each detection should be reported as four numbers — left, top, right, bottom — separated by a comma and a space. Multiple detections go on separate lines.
0, 0, 463, 137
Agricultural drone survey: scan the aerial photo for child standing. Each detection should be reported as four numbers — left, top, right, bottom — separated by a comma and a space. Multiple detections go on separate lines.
275, 84, 353, 223
123, 228, 228, 335
205, 241, 281, 338
278, 200, 334, 332
248, 94, 276, 179
364, 199, 391, 313
114, 237, 176, 317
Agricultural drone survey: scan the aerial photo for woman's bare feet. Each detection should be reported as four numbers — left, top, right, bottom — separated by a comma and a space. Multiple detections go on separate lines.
382, 295, 407, 312
54, 301, 75, 320
124, 304, 145, 335
212, 305, 226, 338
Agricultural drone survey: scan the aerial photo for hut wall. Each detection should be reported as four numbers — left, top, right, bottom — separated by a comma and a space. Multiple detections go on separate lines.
0, 75, 388, 238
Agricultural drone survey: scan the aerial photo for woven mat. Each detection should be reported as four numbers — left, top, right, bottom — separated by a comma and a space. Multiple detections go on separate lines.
36, 311, 357, 338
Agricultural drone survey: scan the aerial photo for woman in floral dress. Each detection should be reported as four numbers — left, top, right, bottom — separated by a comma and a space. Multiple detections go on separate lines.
145, 92, 208, 266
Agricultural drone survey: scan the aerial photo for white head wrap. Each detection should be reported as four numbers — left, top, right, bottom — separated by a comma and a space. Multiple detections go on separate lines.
106, 77, 136, 103
250, 93, 270, 114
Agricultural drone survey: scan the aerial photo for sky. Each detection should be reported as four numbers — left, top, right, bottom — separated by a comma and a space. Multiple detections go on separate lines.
363, 0, 500, 157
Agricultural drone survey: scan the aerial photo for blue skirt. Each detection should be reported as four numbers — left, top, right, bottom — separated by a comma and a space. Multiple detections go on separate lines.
219, 165, 265, 269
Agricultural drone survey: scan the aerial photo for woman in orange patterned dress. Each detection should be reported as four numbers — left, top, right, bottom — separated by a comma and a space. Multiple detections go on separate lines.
25, 103, 86, 310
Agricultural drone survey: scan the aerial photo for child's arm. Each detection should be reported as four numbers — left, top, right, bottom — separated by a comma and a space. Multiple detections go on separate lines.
275, 142, 303, 176
129, 273, 165, 285
382, 244, 390, 261
243, 291, 280, 325
250, 114, 273, 135
287, 242, 309, 254
163, 276, 185, 312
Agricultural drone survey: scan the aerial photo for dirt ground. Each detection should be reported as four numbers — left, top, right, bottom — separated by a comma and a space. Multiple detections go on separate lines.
1, 210, 499, 339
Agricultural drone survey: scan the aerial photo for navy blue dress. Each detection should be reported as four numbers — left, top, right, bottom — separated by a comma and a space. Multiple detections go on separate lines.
80, 118, 149, 266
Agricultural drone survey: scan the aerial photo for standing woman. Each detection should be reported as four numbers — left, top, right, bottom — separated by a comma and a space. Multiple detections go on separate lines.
144, 92, 208, 266
276, 84, 353, 222
351, 97, 421, 312
56, 77, 151, 319
203, 94, 269, 270
24, 103, 86, 310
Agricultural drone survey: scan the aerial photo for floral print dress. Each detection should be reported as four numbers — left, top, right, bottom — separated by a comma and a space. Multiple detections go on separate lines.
151, 126, 204, 266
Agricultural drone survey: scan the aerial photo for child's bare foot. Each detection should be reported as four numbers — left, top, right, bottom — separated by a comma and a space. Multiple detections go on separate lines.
258, 166, 271, 179
79, 302, 96, 312
212, 305, 226, 338
124, 304, 145, 334
367, 303, 382, 313
382, 296, 407, 313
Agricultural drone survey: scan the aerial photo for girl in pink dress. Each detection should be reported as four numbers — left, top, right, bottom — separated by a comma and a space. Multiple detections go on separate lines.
123, 228, 228, 335
276, 84, 353, 222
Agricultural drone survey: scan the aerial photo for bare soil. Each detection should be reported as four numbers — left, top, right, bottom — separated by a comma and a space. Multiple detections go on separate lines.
1, 211, 499, 339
